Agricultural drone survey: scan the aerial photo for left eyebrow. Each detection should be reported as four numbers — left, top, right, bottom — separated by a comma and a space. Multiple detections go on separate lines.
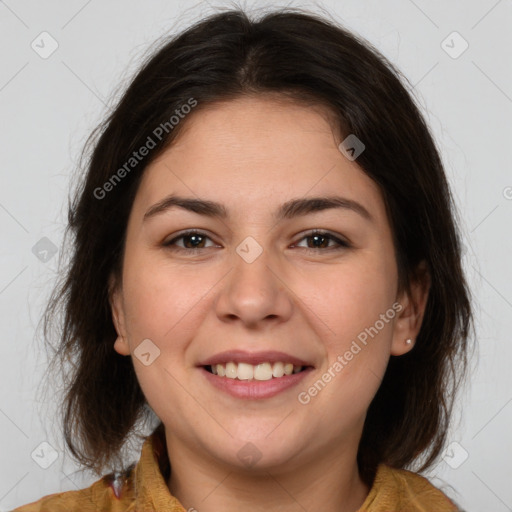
143, 194, 374, 223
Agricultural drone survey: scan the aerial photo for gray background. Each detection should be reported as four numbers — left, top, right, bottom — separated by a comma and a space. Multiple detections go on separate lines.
1, 0, 511, 510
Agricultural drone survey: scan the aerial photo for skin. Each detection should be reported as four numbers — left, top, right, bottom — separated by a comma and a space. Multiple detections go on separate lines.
110, 95, 430, 512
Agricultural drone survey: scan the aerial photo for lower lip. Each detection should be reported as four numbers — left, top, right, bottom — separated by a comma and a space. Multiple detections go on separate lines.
199, 366, 314, 399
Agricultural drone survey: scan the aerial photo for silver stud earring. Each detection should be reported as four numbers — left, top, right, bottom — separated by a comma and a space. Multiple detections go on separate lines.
405, 338, 413, 345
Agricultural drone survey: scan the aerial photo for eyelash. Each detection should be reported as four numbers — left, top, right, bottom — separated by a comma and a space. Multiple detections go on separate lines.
163, 229, 351, 254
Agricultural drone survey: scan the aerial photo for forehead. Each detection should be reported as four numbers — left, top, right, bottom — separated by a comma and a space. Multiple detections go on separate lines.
170, 94, 340, 157
133, 96, 386, 224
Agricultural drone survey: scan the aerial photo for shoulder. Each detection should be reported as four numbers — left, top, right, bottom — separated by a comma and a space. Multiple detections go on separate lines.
11, 470, 135, 512
360, 463, 460, 511
12, 427, 168, 512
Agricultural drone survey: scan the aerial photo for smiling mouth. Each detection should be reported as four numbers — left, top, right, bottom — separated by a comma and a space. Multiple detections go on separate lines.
203, 362, 312, 381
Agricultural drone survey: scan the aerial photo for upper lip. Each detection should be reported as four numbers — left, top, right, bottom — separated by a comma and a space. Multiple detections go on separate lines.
197, 350, 314, 368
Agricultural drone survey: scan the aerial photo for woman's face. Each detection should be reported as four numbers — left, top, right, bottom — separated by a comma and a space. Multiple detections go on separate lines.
111, 95, 425, 472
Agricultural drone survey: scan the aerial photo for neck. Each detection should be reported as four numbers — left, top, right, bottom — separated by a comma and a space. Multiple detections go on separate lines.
165, 431, 370, 512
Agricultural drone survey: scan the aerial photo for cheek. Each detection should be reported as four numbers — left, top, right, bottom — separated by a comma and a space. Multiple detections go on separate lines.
300, 252, 397, 342
299, 268, 397, 424
298, 251, 398, 407
120, 257, 206, 417
121, 254, 216, 345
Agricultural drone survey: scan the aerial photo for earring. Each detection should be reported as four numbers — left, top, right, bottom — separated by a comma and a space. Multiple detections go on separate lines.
405, 338, 413, 345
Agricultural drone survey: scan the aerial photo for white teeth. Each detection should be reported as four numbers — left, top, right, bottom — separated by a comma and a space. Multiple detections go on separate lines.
237, 362, 254, 380
225, 362, 238, 379
254, 362, 273, 380
209, 361, 304, 380
272, 361, 285, 378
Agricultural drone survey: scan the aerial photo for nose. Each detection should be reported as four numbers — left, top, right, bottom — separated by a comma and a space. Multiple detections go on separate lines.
214, 242, 294, 329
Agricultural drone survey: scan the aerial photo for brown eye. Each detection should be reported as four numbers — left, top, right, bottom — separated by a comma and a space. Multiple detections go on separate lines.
294, 230, 350, 252
163, 230, 216, 252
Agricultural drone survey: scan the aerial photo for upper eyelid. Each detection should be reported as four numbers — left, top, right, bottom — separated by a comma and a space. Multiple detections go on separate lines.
294, 231, 350, 247
164, 229, 219, 246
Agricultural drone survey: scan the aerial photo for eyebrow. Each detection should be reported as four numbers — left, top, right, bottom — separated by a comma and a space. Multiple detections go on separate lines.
143, 194, 373, 223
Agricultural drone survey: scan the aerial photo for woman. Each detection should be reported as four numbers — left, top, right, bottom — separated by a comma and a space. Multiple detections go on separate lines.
15, 6, 472, 511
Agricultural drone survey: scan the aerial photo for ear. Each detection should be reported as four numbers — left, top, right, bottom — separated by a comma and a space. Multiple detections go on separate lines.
108, 273, 131, 356
391, 260, 430, 356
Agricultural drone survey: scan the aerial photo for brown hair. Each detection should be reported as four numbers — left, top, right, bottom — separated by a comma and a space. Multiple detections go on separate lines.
41, 7, 474, 485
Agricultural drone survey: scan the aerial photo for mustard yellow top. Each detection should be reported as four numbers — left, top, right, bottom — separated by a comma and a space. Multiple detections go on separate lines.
14, 427, 459, 511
